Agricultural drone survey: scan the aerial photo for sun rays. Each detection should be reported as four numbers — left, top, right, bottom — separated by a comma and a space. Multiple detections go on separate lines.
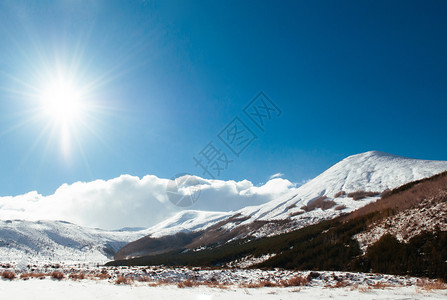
0, 51, 115, 167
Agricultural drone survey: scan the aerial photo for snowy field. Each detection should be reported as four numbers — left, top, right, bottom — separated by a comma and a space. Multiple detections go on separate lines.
1, 265, 446, 299
1, 279, 446, 300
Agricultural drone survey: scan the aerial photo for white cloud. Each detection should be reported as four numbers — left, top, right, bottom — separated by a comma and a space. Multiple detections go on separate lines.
0, 174, 297, 230
269, 173, 284, 179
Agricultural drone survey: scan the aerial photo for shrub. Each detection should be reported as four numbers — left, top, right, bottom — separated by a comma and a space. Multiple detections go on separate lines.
20, 272, 47, 279
94, 272, 111, 280
331, 280, 348, 288
289, 211, 304, 217
51, 271, 64, 280
201, 280, 229, 289
137, 276, 152, 282
334, 205, 346, 211
281, 276, 308, 287
1, 271, 16, 280
307, 272, 321, 281
302, 196, 336, 212
287, 203, 297, 210
69, 273, 85, 280
334, 191, 346, 198
370, 282, 392, 289
177, 279, 196, 288
241, 281, 277, 288
417, 278, 447, 290
115, 276, 132, 285
259, 280, 278, 287
347, 191, 380, 201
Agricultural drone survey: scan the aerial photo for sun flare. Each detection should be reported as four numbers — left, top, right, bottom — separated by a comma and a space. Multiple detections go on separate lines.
40, 79, 84, 123
35, 72, 95, 158
2, 41, 110, 161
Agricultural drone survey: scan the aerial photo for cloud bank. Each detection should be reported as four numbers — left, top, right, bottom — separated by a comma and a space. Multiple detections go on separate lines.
0, 175, 297, 230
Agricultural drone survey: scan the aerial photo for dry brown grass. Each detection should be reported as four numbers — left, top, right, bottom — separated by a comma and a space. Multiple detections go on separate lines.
115, 275, 133, 285
334, 205, 347, 211
51, 271, 65, 280
20, 272, 46, 280
177, 279, 230, 289
369, 282, 392, 289
347, 191, 380, 201
260, 281, 279, 287
357, 285, 370, 292
287, 203, 297, 210
301, 196, 336, 212
93, 272, 111, 280
147, 282, 159, 287
417, 278, 447, 290
334, 191, 346, 198
201, 280, 229, 289
280, 276, 308, 287
1, 270, 16, 280
289, 211, 304, 217
136, 276, 153, 282
68, 273, 85, 280
177, 279, 197, 288
240, 281, 264, 288
330, 280, 349, 288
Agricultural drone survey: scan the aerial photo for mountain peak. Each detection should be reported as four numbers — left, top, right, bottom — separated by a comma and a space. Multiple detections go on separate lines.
237, 151, 447, 222
308, 151, 447, 196
345, 150, 403, 161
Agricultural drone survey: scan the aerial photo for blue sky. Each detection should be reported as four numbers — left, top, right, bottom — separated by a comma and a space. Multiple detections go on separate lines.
0, 0, 447, 197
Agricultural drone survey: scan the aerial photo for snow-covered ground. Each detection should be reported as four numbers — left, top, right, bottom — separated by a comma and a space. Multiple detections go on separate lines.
0, 266, 446, 300
1, 280, 446, 300
0, 264, 429, 285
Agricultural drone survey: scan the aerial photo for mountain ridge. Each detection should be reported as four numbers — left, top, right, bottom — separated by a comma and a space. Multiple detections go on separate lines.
144, 151, 447, 237
0, 220, 150, 264
114, 151, 447, 260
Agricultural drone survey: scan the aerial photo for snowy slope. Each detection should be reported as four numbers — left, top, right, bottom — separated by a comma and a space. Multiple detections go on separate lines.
0, 220, 150, 264
146, 151, 447, 238
239, 151, 447, 221
145, 210, 232, 238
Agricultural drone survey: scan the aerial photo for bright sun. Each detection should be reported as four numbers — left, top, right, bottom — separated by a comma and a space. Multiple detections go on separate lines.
37, 74, 93, 157
40, 79, 84, 123
6, 55, 106, 161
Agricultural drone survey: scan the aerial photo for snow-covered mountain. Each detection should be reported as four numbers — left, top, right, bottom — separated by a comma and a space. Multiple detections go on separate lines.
137, 151, 447, 241
3, 151, 447, 264
239, 151, 447, 220
0, 220, 150, 264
